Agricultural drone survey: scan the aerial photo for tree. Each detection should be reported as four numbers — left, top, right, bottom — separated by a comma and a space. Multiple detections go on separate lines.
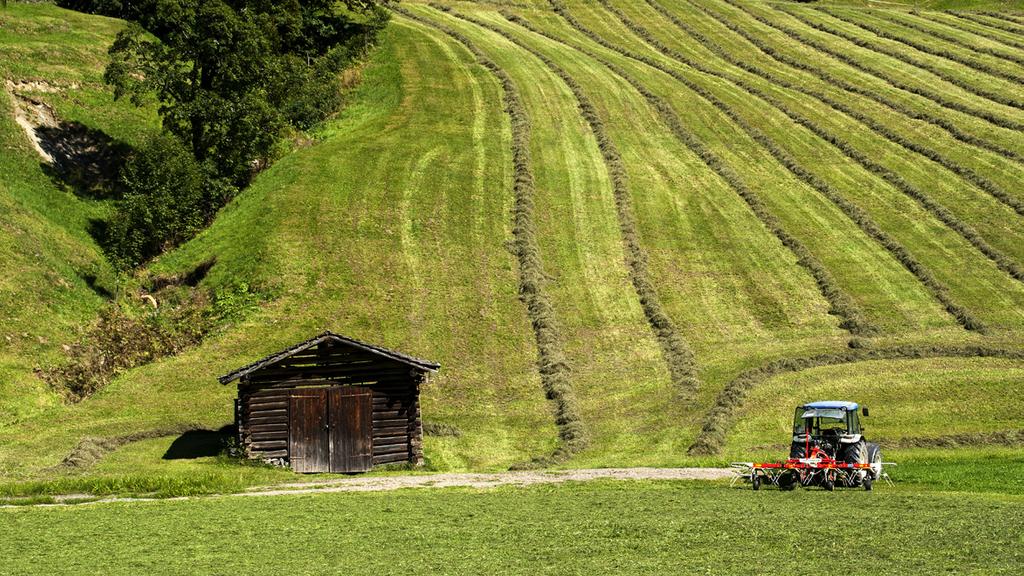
105, 134, 207, 268
105, 0, 388, 186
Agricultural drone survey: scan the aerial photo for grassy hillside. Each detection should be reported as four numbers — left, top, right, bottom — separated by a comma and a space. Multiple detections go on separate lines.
0, 3, 159, 426
0, 0, 1022, 492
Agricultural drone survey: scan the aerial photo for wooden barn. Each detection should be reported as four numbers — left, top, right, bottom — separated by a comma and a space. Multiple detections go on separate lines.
219, 331, 439, 473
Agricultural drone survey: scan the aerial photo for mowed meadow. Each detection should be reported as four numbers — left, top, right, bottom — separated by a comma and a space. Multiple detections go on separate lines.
0, 0, 1023, 500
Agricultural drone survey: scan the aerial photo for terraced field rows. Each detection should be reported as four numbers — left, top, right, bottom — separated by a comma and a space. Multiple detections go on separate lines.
398, 0, 1024, 462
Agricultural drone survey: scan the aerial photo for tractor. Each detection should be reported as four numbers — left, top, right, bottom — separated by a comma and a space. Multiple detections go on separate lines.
733, 400, 889, 491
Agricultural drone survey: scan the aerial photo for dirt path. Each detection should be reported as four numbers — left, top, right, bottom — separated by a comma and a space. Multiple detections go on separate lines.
4, 468, 734, 507
246, 467, 734, 496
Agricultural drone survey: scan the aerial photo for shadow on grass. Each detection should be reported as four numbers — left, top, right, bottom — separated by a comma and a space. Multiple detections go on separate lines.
163, 425, 236, 460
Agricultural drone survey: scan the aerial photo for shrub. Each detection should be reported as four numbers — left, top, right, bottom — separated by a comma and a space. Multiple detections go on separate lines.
103, 134, 213, 269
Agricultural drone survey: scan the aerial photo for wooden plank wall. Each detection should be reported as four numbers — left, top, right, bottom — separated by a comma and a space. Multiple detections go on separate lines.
236, 344, 423, 467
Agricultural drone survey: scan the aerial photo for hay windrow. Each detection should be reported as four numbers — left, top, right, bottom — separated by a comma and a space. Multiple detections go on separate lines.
934, 12, 1024, 50
875, 11, 1024, 67
394, 6, 587, 461
553, 0, 983, 332
952, 10, 1024, 35
678, 0, 1024, 165
722, 0, 1024, 132
687, 346, 1024, 456
818, 7, 1024, 84
48, 424, 204, 471
506, 10, 873, 336
777, 5, 1024, 111
439, 6, 702, 399
655, 0, 1024, 213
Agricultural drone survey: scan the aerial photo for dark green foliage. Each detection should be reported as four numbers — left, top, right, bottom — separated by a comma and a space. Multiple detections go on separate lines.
55, 0, 125, 17
446, 5, 702, 401
395, 6, 588, 461
563, 0, 985, 332
726, 0, 1024, 132
103, 134, 210, 269
688, 345, 1024, 455
672, 0, 1024, 166
777, 5, 1024, 111
97, 0, 386, 266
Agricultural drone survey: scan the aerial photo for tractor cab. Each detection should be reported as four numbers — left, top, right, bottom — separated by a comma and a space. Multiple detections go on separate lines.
791, 401, 866, 459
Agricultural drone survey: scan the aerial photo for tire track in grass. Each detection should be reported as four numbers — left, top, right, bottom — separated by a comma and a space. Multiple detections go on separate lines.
819, 7, 1024, 84
720, 0, 1024, 132
647, 0, 1024, 219
880, 10, 1024, 66
776, 5, 1024, 112
394, 7, 587, 461
665, 0, 1024, 166
429, 4, 702, 399
688, 345, 1024, 455
919, 12, 1024, 52
549, 0, 985, 332
502, 12, 874, 336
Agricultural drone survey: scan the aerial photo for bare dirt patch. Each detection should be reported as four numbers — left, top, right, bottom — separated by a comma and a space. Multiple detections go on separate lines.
5, 79, 126, 196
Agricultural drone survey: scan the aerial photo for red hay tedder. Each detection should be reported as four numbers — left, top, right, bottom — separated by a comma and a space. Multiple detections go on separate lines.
732, 401, 894, 491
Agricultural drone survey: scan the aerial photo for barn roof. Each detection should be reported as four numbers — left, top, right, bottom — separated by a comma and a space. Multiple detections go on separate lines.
218, 331, 440, 384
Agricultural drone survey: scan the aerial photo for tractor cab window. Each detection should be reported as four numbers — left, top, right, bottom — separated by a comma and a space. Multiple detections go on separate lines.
793, 407, 849, 435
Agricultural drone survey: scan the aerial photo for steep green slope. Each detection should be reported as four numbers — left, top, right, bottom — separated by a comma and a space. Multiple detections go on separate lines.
0, 4, 157, 425
1, 0, 1022, 488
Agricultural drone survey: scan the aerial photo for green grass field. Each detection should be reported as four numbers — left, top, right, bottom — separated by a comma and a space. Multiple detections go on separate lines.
3, 481, 1023, 575
0, 0, 1022, 544
2, 0, 1024, 572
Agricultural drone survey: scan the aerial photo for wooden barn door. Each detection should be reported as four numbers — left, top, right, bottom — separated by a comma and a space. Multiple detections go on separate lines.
328, 387, 373, 473
288, 389, 329, 473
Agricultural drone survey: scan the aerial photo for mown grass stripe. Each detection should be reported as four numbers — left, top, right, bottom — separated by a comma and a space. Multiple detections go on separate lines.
819, 7, 1024, 84
719, 0, 1024, 132
974, 11, 1024, 27
431, 4, 702, 400
918, 11, 1024, 52
393, 6, 586, 462
953, 11, 1024, 34
647, 0, 1024, 219
880, 10, 1024, 66
778, 5, 1024, 111
666, 0, 1024, 166
565, 0, 984, 331
613, 0, 1024, 289
503, 11, 873, 336
687, 345, 1024, 455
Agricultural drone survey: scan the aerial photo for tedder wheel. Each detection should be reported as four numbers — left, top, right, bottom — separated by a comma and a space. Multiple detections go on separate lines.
824, 478, 835, 492
778, 471, 797, 491
863, 477, 873, 491
752, 475, 761, 491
